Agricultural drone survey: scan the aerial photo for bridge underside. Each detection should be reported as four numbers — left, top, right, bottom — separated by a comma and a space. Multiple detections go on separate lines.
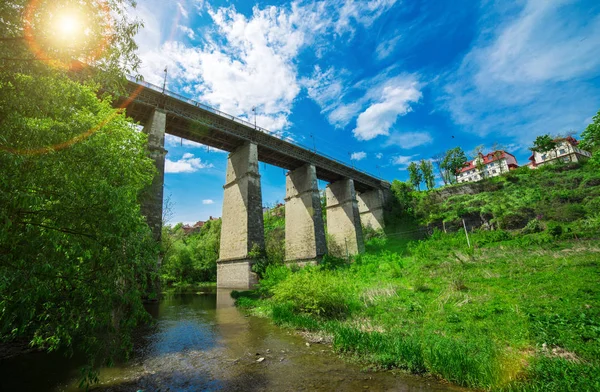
117, 81, 391, 289
117, 94, 381, 193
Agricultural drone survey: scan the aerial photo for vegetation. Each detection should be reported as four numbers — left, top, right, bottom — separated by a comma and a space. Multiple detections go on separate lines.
530, 134, 558, 154
160, 219, 221, 285
419, 159, 435, 190
407, 162, 423, 191
581, 109, 600, 164
0, 0, 155, 384
235, 159, 600, 390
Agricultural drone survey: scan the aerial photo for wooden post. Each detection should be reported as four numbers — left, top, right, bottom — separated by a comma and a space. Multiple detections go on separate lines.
462, 219, 471, 248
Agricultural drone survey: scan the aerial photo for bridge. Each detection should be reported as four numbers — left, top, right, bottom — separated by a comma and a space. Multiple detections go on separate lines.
116, 76, 391, 288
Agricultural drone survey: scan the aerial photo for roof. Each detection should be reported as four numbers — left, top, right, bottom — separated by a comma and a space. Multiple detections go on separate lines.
459, 151, 515, 173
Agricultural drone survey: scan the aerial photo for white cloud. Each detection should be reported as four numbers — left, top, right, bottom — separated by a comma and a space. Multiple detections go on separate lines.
350, 151, 367, 161
177, 2, 189, 18
384, 131, 433, 149
376, 35, 401, 60
375, 153, 383, 159
164, 134, 228, 153
165, 153, 214, 173
133, 1, 400, 135
202, 199, 214, 205
177, 25, 195, 40
443, 0, 600, 141
353, 76, 422, 140
390, 154, 418, 170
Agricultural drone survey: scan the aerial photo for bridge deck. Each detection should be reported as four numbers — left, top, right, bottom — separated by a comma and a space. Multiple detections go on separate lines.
115, 77, 388, 192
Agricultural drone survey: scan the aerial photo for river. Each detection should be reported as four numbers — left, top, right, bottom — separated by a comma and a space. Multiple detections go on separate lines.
1, 288, 461, 391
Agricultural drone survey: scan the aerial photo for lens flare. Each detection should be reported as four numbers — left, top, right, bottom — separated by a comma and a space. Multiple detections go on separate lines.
24, 0, 113, 69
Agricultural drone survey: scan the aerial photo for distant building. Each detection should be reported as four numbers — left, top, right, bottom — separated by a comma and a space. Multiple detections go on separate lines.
181, 216, 218, 235
527, 136, 592, 169
457, 151, 519, 183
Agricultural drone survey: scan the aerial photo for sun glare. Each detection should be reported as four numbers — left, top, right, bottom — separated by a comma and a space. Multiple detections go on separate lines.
54, 11, 82, 43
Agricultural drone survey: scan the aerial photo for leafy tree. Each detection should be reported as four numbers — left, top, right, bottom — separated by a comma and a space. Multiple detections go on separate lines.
419, 159, 435, 190
441, 147, 467, 184
432, 152, 450, 185
0, 73, 157, 379
0, 0, 142, 89
407, 162, 423, 191
530, 134, 557, 154
0, 0, 151, 383
580, 109, 600, 154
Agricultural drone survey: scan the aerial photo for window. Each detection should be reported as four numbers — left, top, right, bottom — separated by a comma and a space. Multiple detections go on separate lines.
492, 169, 497, 174
541, 154, 547, 160
559, 148, 566, 155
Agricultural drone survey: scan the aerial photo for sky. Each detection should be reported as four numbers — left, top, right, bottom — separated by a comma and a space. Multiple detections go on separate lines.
128, 0, 600, 224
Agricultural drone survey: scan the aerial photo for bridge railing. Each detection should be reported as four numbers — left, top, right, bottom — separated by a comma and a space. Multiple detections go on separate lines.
126, 75, 386, 184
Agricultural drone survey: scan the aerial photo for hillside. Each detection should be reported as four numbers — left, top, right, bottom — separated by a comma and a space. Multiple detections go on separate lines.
234, 161, 600, 391
390, 160, 600, 235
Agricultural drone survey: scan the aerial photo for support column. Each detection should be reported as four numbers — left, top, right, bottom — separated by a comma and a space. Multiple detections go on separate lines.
140, 109, 167, 245
284, 164, 327, 265
357, 189, 385, 230
325, 179, 364, 257
218, 142, 264, 288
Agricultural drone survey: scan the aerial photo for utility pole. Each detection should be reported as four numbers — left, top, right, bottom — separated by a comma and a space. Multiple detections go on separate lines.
376, 164, 381, 178
162, 66, 168, 94
310, 133, 316, 153
252, 107, 257, 129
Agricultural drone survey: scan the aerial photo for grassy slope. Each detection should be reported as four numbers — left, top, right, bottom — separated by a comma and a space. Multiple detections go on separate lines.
237, 163, 600, 391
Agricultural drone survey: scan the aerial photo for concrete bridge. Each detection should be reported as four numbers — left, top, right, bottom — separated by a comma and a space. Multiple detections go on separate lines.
116, 76, 391, 288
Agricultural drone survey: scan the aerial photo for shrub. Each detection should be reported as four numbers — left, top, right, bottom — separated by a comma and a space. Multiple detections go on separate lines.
522, 219, 543, 234
547, 223, 563, 238
257, 265, 290, 296
272, 268, 359, 318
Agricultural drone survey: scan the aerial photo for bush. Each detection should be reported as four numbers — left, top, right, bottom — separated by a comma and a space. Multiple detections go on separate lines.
522, 219, 543, 234
547, 222, 563, 238
272, 268, 359, 318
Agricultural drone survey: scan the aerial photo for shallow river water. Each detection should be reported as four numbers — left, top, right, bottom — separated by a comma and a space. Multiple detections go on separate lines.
1, 288, 462, 391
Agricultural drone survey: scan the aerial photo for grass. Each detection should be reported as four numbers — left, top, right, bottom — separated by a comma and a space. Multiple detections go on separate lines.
235, 229, 600, 390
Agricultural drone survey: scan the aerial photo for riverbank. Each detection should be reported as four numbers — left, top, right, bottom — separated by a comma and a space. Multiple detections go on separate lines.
234, 231, 600, 391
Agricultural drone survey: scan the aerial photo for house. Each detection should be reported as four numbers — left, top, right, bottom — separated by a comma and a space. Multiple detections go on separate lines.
456, 151, 519, 183
527, 136, 592, 169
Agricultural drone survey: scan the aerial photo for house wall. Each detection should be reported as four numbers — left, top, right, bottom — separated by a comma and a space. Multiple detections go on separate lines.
457, 158, 510, 184
533, 141, 592, 166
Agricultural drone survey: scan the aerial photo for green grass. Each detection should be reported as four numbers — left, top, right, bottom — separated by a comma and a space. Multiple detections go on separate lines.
236, 230, 600, 390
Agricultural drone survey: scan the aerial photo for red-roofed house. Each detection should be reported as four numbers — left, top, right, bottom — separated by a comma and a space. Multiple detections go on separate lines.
527, 136, 592, 169
456, 151, 519, 183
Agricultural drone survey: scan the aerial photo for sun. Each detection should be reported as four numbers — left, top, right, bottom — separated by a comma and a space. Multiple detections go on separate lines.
53, 10, 83, 45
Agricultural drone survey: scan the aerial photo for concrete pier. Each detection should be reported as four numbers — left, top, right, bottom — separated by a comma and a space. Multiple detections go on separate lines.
357, 189, 385, 230
284, 164, 327, 264
325, 179, 365, 257
140, 109, 167, 245
218, 142, 264, 288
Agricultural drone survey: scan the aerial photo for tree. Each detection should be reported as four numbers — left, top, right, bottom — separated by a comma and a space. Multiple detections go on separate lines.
530, 134, 557, 154
432, 152, 450, 185
407, 162, 423, 191
0, 0, 151, 384
1, 0, 142, 89
580, 109, 600, 154
441, 147, 467, 184
419, 159, 435, 190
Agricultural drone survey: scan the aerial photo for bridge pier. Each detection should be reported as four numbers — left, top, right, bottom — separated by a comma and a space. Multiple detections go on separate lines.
325, 179, 364, 258
284, 164, 327, 265
218, 142, 264, 288
140, 109, 167, 247
357, 189, 385, 230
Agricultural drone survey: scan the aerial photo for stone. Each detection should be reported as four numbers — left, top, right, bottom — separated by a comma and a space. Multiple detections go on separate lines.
325, 179, 365, 257
140, 109, 167, 246
284, 164, 327, 264
357, 189, 385, 230
217, 142, 264, 288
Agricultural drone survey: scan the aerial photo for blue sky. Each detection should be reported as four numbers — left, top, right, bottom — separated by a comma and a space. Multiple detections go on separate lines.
129, 0, 600, 224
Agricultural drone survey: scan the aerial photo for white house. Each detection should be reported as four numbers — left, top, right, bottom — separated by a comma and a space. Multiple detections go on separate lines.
457, 151, 519, 183
527, 136, 592, 169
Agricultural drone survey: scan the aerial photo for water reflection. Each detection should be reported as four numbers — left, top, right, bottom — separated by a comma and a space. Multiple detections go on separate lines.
0, 288, 463, 391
